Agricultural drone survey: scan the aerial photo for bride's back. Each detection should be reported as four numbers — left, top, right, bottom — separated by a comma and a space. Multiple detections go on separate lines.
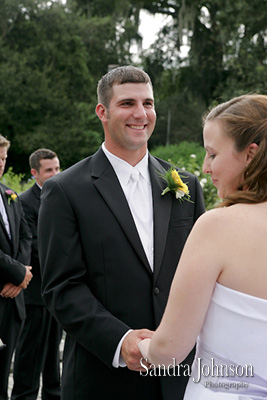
216, 201, 267, 299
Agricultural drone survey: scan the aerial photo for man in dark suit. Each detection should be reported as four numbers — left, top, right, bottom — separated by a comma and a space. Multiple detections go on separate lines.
0, 134, 32, 400
38, 66, 206, 400
11, 149, 62, 400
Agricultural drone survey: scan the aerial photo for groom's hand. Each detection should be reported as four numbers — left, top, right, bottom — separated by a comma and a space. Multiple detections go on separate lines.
121, 329, 154, 371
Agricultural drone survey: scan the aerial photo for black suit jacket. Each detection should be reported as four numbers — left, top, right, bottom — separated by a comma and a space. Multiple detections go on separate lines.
20, 183, 43, 305
0, 183, 32, 327
38, 149, 206, 400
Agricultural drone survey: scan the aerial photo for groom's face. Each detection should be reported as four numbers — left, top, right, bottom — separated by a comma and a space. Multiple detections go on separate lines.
100, 82, 156, 155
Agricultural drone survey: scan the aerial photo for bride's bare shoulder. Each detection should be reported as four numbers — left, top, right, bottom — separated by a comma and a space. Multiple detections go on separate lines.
194, 204, 247, 235
195, 205, 229, 225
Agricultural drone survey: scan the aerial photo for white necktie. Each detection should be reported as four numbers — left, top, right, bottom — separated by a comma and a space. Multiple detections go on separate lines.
127, 169, 154, 269
0, 194, 11, 239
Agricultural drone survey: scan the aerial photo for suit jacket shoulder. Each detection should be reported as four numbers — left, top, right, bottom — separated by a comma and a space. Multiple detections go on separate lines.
0, 182, 31, 286
42, 149, 109, 196
20, 181, 40, 198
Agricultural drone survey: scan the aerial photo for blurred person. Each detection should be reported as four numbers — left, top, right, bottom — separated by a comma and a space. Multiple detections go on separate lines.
12, 149, 62, 400
0, 134, 32, 400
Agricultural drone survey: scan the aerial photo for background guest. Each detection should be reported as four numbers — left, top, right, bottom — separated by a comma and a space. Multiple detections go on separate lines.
12, 149, 62, 400
0, 134, 32, 400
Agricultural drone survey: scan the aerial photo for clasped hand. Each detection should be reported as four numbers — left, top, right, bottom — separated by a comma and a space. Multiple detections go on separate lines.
121, 329, 154, 372
0, 266, 32, 298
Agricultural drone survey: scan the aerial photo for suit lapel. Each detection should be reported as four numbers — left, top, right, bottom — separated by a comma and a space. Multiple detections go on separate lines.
92, 149, 152, 274
0, 184, 15, 244
149, 156, 172, 281
0, 185, 6, 231
32, 182, 41, 203
91, 150, 173, 277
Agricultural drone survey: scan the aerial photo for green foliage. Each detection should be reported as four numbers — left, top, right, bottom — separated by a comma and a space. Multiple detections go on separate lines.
150, 142, 205, 162
151, 142, 219, 210
0, 2, 104, 174
0, 0, 266, 174
0, 167, 34, 194
0, 0, 138, 175
143, 0, 267, 147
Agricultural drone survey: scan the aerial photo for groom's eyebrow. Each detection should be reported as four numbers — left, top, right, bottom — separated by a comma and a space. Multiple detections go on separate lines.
118, 98, 134, 102
117, 97, 154, 104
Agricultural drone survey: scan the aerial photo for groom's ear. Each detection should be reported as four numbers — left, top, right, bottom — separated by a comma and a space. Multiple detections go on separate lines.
246, 143, 258, 165
95, 103, 108, 122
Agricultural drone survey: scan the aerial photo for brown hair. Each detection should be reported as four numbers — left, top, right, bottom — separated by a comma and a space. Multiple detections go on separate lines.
202, 94, 267, 207
0, 134, 10, 149
29, 148, 58, 172
97, 65, 153, 108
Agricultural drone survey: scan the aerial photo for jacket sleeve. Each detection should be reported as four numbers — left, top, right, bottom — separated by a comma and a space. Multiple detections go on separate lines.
20, 195, 40, 274
38, 178, 130, 368
16, 199, 32, 266
0, 250, 27, 286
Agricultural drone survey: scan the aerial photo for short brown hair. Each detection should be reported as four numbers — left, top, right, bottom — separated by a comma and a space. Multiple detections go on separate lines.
29, 148, 58, 172
97, 65, 153, 108
0, 134, 10, 150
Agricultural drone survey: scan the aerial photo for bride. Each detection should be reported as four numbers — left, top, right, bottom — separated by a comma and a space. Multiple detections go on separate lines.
138, 94, 267, 399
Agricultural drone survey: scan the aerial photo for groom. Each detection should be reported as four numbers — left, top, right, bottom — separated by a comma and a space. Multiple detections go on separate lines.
38, 66, 205, 400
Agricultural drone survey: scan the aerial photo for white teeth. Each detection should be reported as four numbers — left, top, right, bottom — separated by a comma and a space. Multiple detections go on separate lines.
128, 125, 145, 130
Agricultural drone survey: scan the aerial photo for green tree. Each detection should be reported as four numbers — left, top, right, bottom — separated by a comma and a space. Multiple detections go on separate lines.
143, 0, 267, 147
0, 0, 141, 175
0, 0, 103, 174
0, 0, 266, 173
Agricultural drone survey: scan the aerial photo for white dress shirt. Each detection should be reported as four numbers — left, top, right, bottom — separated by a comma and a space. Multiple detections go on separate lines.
102, 143, 154, 269
102, 143, 154, 367
0, 193, 11, 239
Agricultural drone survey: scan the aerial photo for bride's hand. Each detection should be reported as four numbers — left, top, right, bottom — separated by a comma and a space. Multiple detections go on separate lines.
138, 338, 151, 360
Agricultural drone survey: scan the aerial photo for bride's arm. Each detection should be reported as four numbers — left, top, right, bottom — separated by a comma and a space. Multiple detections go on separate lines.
139, 209, 226, 366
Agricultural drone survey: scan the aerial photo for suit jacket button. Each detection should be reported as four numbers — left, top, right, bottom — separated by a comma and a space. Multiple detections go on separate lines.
154, 287, 160, 295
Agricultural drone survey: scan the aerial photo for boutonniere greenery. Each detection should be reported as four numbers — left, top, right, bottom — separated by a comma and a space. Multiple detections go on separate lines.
5, 189, 18, 205
159, 167, 192, 202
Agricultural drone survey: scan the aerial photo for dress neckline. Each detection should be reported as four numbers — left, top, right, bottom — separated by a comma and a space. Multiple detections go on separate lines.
215, 281, 267, 302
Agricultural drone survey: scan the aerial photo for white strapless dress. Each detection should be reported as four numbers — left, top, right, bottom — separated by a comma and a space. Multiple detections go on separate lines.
183, 282, 267, 399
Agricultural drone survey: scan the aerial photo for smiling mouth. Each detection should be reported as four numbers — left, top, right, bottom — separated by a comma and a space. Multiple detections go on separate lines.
128, 124, 146, 130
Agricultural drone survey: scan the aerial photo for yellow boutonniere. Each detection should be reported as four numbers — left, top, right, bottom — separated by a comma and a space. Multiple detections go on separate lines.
159, 167, 192, 202
5, 189, 18, 205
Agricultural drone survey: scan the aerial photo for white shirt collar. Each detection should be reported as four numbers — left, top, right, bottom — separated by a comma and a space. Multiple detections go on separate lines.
102, 143, 150, 186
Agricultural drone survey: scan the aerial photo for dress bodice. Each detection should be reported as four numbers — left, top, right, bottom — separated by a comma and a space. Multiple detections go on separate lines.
184, 282, 267, 399
200, 282, 267, 377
